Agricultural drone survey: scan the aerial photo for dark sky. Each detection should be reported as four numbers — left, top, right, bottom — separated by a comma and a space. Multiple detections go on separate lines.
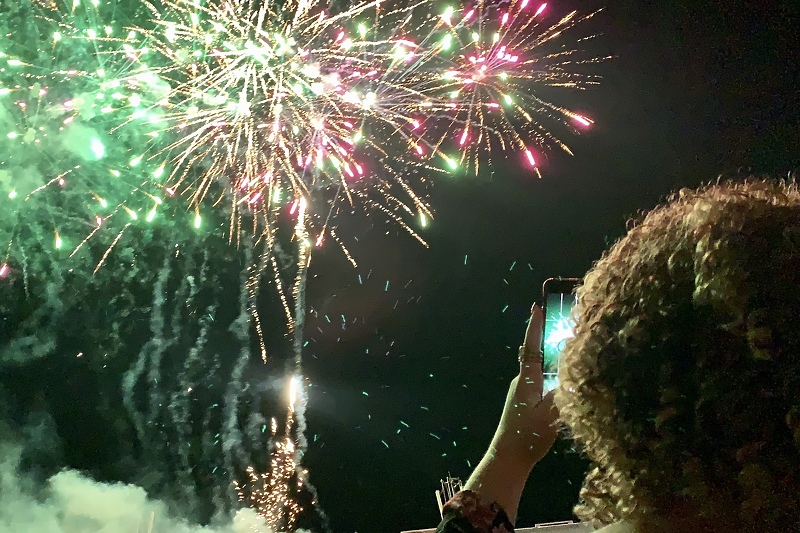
298, 0, 799, 531
1, 1, 798, 533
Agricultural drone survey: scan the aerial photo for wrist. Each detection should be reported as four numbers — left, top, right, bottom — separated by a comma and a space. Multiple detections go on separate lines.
464, 442, 533, 524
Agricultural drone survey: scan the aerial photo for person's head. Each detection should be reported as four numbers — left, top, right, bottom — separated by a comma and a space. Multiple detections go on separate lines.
555, 179, 800, 532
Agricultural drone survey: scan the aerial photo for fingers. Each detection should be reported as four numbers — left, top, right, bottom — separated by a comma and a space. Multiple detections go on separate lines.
532, 391, 560, 456
539, 390, 559, 425
520, 304, 545, 397
523, 303, 544, 353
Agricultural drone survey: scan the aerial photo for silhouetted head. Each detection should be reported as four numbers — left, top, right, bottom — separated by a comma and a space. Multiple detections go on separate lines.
556, 179, 800, 532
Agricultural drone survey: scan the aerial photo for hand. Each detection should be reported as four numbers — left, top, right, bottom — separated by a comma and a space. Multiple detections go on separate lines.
488, 304, 559, 470
463, 304, 560, 523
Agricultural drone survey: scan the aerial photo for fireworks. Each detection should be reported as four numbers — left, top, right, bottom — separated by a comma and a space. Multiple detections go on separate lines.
235, 433, 305, 531
418, 3, 602, 175
0, 0, 185, 278
0, 0, 604, 528
1, 0, 602, 272
99, 0, 602, 244
116, 0, 435, 246
235, 378, 307, 532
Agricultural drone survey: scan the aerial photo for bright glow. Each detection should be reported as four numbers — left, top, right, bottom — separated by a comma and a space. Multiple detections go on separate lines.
90, 138, 105, 159
441, 34, 452, 50
288, 375, 301, 412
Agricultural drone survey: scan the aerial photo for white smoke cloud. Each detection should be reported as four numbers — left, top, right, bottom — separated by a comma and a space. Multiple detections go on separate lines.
0, 445, 311, 533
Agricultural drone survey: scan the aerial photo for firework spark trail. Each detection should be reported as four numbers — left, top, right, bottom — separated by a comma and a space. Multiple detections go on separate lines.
222, 240, 255, 501
146, 249, 195, 445
122, 251, 171, 446
167, 250, 212, 502
287, 199, 332, 529
245, 242, 271, 362
169, 302, 217, 502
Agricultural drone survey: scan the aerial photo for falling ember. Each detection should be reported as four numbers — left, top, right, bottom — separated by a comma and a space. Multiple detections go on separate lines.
525, 149, 536, 166
534, 3, 547, 17
0, 264, 9, 279
573, 115, 593, 127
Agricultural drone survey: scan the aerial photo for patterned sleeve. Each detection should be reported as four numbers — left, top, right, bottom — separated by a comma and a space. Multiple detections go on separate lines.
435, 490, 515, 533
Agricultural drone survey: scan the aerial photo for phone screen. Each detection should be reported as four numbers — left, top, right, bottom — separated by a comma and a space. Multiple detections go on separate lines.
542, 279, 579, 392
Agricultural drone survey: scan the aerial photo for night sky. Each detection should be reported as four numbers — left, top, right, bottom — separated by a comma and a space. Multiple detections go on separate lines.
300, 1, 799, 531
1, 0, 799, 532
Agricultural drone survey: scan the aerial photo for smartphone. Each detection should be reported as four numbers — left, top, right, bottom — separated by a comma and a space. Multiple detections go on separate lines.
541, 277, 580, 392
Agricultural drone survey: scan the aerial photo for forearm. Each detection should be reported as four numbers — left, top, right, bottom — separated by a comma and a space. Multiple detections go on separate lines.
463, 445, 533, 524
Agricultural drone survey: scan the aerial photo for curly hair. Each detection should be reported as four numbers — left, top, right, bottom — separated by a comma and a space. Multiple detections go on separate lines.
555, 179, 800, 532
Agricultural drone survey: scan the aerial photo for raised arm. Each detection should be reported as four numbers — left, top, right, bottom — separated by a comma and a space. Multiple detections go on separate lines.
436, 305, 559, 532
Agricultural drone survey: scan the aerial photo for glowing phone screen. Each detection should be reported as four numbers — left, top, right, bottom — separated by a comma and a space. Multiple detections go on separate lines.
542, 290, 577, 392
